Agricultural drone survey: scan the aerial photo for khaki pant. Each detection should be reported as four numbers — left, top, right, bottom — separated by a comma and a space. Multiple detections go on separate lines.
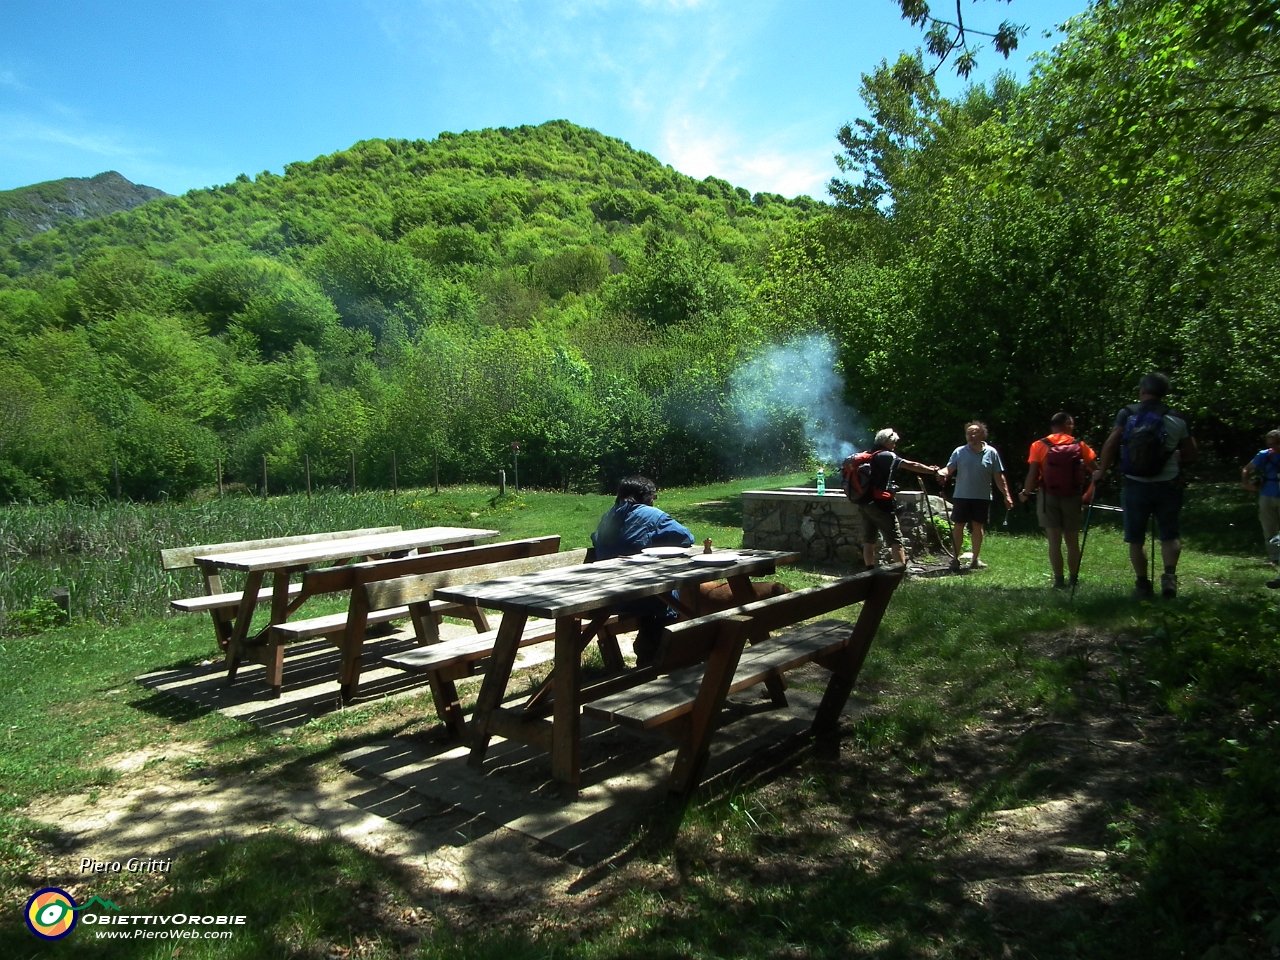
1261, 495, 1280, 563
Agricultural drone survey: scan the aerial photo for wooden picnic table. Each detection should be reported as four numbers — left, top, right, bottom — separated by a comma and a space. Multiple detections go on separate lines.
433, 547, 799, 792
196, 526, 499, 686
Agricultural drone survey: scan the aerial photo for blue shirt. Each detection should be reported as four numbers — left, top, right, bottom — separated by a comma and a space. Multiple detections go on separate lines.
1250, 449, 1280, 498
947, 443, 1005, 500
591, 503, 694, 560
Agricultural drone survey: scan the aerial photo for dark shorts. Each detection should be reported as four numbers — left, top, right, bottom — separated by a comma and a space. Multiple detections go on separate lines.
951, 498, 991, 526
859, 502, 902, 546
1122, 479, 1183, 543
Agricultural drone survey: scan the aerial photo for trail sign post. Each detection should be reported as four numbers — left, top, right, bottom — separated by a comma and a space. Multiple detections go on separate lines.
511, 441, 520, 493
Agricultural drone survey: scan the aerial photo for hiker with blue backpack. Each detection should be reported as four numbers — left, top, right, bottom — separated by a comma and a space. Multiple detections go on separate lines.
1019, 412, 1097, 589
842, 428, 945, 569
1092, 372, 1198, 599
1240, 428, 1280, 585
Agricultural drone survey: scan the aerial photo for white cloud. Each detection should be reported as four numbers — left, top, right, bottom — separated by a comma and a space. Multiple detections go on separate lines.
660, 115, 835, 198
0, 116, 139, 158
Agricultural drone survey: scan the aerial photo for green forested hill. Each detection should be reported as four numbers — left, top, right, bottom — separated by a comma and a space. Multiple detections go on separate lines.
3, 0, 1277, 505
0, 121, 820, 500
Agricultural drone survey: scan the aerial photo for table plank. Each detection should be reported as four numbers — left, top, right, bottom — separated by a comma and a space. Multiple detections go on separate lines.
435, 550, 797, 619
196, 527, 499, 571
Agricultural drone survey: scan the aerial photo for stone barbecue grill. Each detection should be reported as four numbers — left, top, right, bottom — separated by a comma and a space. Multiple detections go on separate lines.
741, 487, 946, 565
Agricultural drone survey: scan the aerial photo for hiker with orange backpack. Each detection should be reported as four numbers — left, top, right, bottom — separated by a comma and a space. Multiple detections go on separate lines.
842, 428, 945, 569
1019, 412, 1097, 589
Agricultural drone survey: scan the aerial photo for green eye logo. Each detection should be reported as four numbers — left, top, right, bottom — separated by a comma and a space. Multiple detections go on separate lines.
25, 887, 78, 940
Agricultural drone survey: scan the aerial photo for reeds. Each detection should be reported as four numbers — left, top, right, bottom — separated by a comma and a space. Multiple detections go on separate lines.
0, 487, 503, 627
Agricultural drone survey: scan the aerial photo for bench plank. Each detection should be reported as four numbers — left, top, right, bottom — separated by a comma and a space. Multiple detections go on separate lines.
364, 548, 590, 611
170, 582, 303, 613
382, 619, 556, 672
584, 620, 853, 728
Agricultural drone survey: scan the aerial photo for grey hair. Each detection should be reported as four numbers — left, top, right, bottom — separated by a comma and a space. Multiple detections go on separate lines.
1267, 429, 1280, 445
874, 428, 899, 447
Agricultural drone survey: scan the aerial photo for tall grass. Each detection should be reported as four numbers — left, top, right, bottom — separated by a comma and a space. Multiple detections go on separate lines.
0, 475, 807, 628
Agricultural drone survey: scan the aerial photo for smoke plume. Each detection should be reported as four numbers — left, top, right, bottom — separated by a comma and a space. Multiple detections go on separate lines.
730, 333, 866, 465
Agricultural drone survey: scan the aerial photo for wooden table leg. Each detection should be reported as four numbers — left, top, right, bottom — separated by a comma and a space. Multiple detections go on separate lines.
727, 574, 787, 705
813, 570, 897, 736
198, 561, 234, 651
225, 571, 263, 685
551, 615, 581, 791
467, 611, 528, 769
262, 566, 303, 696
338, 590, 372, 704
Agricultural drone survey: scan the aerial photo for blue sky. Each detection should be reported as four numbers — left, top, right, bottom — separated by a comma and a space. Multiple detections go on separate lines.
0, 0, 1089, 200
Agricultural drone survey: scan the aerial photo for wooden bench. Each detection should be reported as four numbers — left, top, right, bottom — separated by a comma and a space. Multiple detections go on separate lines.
233, 537, 564, 698
376, 548, 614, 738
162, 527, 402, 648
583, 564, 905, 794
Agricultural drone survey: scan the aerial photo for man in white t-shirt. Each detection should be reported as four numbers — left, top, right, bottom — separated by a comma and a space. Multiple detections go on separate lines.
942, 422, 1014, 571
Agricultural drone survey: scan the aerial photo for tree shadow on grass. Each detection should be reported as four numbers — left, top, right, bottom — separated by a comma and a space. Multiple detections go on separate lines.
0, 831, 428, 960
678, 499, 744, 530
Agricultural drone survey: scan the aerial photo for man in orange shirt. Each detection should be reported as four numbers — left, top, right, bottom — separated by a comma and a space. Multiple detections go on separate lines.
1019, 412, 1097, 589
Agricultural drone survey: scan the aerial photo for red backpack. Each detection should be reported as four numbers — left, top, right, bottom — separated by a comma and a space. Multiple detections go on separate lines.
842, 450, 894, 504
1039, 437, 1088, 496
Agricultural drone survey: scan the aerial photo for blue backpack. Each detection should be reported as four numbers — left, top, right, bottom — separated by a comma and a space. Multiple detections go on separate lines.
1120, 403, 1171, 477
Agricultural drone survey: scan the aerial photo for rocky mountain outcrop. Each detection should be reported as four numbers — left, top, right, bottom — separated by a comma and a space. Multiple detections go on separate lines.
0, 171, 168, 241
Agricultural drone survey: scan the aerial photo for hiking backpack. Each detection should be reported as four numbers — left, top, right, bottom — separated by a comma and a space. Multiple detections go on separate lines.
1039, 437, 1088, 496
841, 450, 895, 504
1252, 450, 1280, 488
1120, 403, 1170, 477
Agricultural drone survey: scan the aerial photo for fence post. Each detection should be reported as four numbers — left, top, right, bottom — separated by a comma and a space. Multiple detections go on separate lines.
262, 454, 269, 498
391, 450, 398, 495
304, 454, 311, 499
433, 449, 439, 494
499, 470, 506, 496
113, 458, 121, 500
216, 458, 224, 498
49, 586, 70, 623
350, 450, 357, 494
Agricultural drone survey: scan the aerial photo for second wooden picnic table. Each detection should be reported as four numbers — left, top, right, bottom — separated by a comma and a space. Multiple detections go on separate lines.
196, 526, 499, 687
433, 547, 799, 792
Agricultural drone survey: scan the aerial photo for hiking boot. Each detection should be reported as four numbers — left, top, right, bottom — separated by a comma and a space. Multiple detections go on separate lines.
1267, 577, 1280, 590
1160, 573, 1178, 599
1053, 577, 1067, 589
1131, 578, 1155, 600
970, 558, 988, 569
949, 558, 962, 573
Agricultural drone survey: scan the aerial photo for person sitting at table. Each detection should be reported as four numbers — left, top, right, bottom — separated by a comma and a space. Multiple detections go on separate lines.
592, 476, 694, 560
592, 476, 694, 666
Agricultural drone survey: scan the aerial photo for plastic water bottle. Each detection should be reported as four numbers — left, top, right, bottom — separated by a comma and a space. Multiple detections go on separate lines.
816, 467, 826, 495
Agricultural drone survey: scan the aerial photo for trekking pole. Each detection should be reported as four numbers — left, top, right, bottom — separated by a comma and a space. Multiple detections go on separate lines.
1149, 511, 1157, 588
918, 475, 953, 559
1071, 489, 1096, 604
